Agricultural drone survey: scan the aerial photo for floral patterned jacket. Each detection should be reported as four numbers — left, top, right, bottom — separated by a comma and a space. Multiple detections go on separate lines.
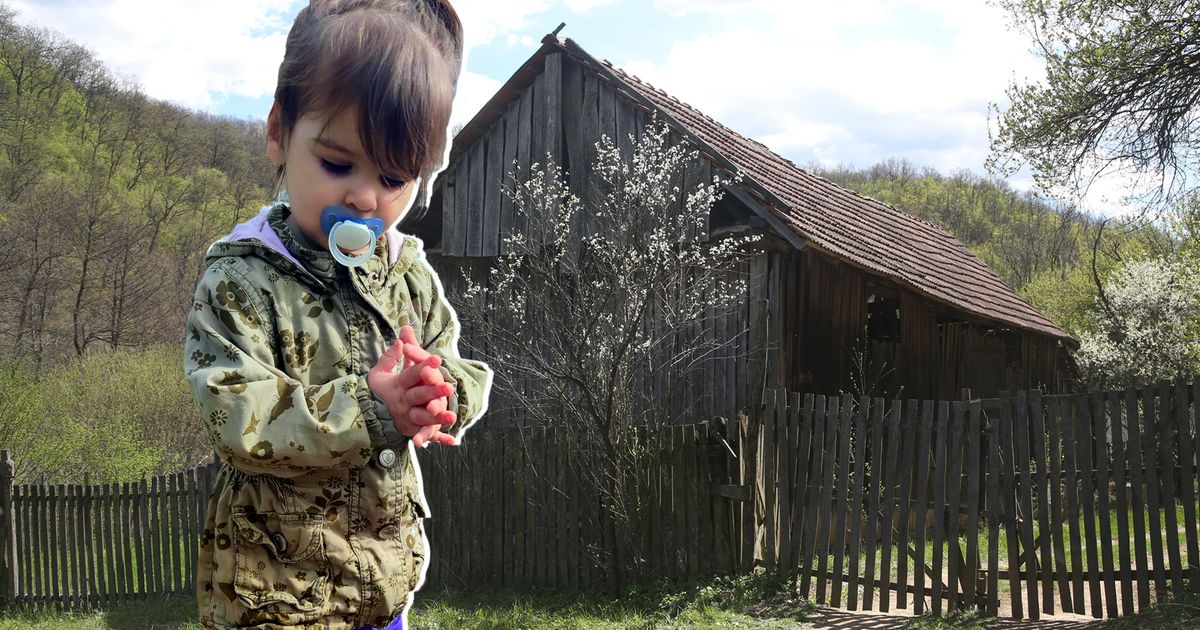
185, 202, 492, 629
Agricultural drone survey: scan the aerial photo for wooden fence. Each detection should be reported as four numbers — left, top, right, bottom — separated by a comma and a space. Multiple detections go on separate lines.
416, 422, 730, 591
751, 379, 1200, 620
0, 453, 221, 610
2, 377, 1197, 620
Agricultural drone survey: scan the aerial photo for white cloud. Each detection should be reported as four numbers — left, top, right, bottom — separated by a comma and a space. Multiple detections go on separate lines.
453, 0, 553, 48
9, 0, 295, 111
620, 0, 1044, 183
505, 33, 536, 48
7, 0, 561, 112
450, 70, 503, 132
563, 0, 616, 11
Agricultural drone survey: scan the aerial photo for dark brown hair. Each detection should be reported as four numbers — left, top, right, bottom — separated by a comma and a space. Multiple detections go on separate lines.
273, 0, 463, 194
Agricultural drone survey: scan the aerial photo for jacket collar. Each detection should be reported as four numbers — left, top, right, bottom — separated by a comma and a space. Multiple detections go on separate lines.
205, 203, 420, 290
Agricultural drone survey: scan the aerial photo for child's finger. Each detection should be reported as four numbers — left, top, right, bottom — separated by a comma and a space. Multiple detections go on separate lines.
412, 423, 440, 448
399, 356, 444, 389
408, 404, 453, 427
373, 339, 405, 375
406, 382, 454, 407
401, 342, 438, 369
428, 431, 458, 447
398, 327, 416, 369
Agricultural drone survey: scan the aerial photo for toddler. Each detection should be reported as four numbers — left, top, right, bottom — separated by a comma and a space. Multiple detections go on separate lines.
184, 1, 492, 628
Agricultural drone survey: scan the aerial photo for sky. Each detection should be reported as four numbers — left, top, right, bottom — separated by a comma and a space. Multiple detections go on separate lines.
6, 0, 1141, 214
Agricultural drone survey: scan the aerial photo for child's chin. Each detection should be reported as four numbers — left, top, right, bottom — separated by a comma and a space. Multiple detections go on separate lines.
339, 246, 371, 256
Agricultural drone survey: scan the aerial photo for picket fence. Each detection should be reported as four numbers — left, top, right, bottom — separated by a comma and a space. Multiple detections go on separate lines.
750, 380, 1200, 619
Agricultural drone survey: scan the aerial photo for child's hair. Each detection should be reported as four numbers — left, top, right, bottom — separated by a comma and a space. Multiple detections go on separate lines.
272, 0, 464, 201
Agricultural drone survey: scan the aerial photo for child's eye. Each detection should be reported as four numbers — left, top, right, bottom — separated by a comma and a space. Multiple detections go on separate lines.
320, 159, 351, 176
380, 174, 409, 190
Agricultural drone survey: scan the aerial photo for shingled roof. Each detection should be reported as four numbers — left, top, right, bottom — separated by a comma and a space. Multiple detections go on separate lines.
451, 35, 1075, 344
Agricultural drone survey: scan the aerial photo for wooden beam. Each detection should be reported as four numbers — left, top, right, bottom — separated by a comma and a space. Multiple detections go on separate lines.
724, 186, 806, 251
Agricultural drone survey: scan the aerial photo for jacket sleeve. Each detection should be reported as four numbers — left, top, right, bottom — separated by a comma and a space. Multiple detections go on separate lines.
184, 258, 403, 477
411, 257, 493, 443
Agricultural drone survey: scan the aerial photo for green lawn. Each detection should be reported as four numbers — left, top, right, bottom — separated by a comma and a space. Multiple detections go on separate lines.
0, 573, 815, 630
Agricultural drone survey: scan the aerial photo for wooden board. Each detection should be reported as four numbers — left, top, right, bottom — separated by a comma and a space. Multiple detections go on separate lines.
1092, 393, 1118, 617
49, 484, 60, 604
1124, 386, 1150, 610
986, 399, 1002, 616
777, 391, 794, 576
912, 399, 935, 614
930, 401, 949, 615
1158, 381, 1184, 598
1140, 385, 1168, 604
965, 400, 984, 611
483, 120, 504, 258
1030, 392, 1054, 614
1182, 378, 1200, 594
878, 401, 903, 612
501, 98, 520, 252
813, 395, 839, 604
998, 394, 1023, 619
1061, 396, 1086, 611
762, 390, 779, 569
514, 75, 533, 248
1077, 394, 1102, 617
451, 143, 468, 257
846, 396, 870, 610
467, 137, 484, 258
1014, 392, 1040, 619
896, 399, 919, 611
862, 398, 886, 611
945, 400, 967, 612
1108, 390, 1134, 615
1047, 396, 1074, 613
798, 394, 824, 598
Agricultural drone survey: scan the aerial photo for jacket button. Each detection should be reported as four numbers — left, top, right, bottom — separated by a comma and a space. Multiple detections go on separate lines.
378, 524, 398, 539
271, 532, 288, 554
378, 448, 397, 469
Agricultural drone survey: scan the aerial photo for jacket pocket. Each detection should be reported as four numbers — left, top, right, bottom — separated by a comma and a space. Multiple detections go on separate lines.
231, 507, 331, 613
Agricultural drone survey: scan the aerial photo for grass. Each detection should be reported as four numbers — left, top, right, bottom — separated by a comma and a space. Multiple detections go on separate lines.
0, 572, 816, 630
0, 595, 201, 630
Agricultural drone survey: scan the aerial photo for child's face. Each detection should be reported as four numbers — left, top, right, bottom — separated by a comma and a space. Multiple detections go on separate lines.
267, 103, 418, 252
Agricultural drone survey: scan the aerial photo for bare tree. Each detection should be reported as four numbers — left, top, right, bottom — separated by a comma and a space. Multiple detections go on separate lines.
452, 119, 762, 592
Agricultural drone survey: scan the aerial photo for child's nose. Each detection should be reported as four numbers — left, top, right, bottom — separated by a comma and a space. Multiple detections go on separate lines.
343, 182, 376, 214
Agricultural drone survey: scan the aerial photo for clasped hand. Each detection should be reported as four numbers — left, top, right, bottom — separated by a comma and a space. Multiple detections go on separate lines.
367, 324, 459, 448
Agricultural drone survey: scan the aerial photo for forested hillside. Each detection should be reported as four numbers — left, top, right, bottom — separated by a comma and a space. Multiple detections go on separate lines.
0, 6, 274, 481
0, 7, 274, 370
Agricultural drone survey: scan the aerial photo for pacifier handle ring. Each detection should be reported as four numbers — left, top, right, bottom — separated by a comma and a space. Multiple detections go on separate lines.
328, 221, 376, 267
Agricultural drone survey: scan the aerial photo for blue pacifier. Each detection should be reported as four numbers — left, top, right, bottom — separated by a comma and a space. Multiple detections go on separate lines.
320, 205, 384, 268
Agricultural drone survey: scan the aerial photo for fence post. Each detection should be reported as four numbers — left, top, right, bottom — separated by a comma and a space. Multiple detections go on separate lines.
0, 450, 15, 608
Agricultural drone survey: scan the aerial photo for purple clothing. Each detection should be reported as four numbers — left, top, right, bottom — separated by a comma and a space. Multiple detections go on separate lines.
356, 615, 405, 630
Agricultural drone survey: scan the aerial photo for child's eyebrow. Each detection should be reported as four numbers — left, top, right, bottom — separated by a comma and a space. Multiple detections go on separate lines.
313, 137, 357, 155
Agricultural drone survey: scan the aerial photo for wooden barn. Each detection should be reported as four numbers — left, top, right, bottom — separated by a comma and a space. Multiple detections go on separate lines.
401, 33, 1077, 426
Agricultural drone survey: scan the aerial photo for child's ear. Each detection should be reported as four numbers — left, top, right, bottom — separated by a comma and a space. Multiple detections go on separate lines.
266, 100, 286, 166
